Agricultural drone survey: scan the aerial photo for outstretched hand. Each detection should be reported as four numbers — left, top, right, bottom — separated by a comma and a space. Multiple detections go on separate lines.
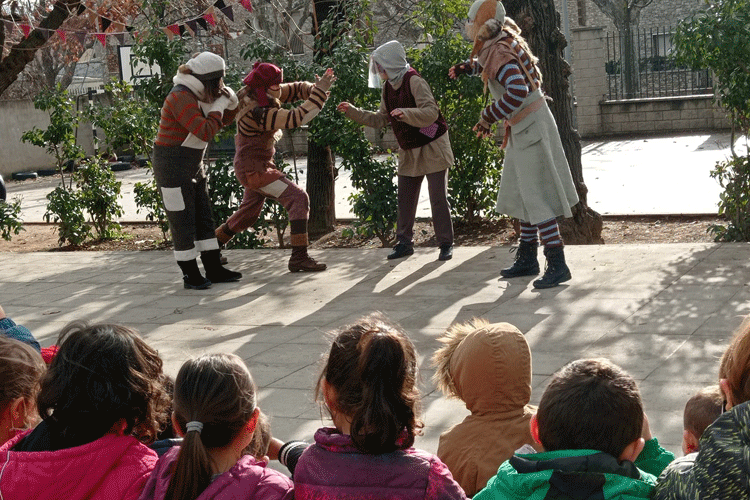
472, 120, 493, 139
315, 68, 337, 92
337, 102, 350, 113
449, 62, 473, 80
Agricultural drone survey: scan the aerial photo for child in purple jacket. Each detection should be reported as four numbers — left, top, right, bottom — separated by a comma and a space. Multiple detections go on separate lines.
138, 353, 293, 500
289, 312, 467, 500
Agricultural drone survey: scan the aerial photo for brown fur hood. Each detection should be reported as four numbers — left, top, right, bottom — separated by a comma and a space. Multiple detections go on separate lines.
432, 318, 532, 413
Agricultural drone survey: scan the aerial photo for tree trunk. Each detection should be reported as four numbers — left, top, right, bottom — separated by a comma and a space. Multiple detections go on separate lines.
505, 0, 603, 243
307, 141, 336, 236
306, 0, 343, 237
0, 0, 81, 96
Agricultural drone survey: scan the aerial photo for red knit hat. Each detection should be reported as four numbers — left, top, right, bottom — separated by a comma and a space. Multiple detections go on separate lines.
243, 61, 283, 107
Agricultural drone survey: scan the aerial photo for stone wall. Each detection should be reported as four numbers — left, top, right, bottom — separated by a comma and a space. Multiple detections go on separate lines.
571, 26, 730, 138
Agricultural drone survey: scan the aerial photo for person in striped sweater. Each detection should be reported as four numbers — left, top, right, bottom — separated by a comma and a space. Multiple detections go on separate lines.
215, 62, 335, 273
450, 0, 579, 289
153, 51, 242, 290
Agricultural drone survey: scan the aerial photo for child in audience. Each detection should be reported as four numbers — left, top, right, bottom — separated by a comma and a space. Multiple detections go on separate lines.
432, 318, 539, 496
474, 358, 674, 500
655, 316, 750, 499
0, 336, 45, 446
138, 354, 292, 500
0, 321, 171, 500
0, 304, 58, 363
682, 385, 723, 455
290, 312, 467, 500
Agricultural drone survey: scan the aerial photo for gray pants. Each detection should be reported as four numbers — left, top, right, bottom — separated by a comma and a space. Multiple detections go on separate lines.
397, 169, 453, 247
152, 145, 219, 261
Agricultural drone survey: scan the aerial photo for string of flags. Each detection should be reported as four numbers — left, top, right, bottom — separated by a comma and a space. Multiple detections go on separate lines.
2, 0, 253, 47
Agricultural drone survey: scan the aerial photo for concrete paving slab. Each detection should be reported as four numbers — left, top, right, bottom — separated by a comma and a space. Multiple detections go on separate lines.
2, 242, 750, 459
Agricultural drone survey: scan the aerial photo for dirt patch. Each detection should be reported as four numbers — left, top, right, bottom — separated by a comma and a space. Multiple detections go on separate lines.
0, 215, 724, 253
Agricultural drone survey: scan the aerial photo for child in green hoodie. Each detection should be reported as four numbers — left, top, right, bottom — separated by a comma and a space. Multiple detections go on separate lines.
474, 358, 674, 500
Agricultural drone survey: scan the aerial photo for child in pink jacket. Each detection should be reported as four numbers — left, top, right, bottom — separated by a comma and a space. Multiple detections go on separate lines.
0, 321, 171, 500
138, 353, 293, 500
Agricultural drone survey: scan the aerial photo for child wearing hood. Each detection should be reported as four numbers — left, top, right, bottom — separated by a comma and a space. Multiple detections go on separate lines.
338, 40, 455, 262
432, 318, 539, 496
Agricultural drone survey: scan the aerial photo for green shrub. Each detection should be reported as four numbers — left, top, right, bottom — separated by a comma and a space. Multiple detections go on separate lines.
709, 154, 750, 241
75, 157, 124, 240
133, 163, 170, 241
0, 197, 24, 241
45, 187, 89, 246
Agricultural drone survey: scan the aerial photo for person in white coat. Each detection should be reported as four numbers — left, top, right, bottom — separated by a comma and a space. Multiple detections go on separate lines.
450, 0, 579, 288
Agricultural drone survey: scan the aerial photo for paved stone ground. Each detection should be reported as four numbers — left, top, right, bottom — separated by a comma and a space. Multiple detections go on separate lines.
2, 242, 747, 457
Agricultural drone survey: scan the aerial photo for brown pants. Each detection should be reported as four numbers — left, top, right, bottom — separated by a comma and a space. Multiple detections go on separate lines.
397, 169, 453, 246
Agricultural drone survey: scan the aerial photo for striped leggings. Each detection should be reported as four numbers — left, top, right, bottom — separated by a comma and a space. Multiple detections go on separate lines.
519, 218, 563, 248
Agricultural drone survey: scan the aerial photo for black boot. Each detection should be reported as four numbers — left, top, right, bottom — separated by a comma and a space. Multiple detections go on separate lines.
177, 259, 212, 290
500, 240, 540, 278
200, 249, 242, 283
533, 246, 571, 289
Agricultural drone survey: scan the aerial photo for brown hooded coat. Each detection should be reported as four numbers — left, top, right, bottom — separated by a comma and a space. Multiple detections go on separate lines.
433, 321, 539, 497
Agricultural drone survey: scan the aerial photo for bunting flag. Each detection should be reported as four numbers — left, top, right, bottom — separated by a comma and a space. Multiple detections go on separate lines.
203, 10, 216, 27
220, 5, 234, 22
185, 20, 198, 36
2, 1, 248, 50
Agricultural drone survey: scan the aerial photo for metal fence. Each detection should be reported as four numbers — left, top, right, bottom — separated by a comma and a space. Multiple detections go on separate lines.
605, 26, 713, 101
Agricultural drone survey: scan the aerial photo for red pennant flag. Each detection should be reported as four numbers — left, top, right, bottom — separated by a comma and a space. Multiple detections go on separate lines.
163, 27, 175, 41
220, 5, 234, 22
167, 24, 180, 35
240, 0, 252, 12
21, 24, 32, 37
56, 29, 67, 42
203, 13, 216, 26
95, 33, 106, 46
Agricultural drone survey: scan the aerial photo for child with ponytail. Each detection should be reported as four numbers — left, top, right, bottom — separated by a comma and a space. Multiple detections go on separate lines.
138, 353, 293, 500
290, 312, 467, 500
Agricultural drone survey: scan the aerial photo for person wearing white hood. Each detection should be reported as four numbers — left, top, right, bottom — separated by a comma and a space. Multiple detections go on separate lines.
152, 51, 242, 290
338, 40, 455, 261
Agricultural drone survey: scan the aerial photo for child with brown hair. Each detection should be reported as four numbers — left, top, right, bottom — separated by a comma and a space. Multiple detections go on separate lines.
289, 312, 466, 500
655, 316, 750, 499
474, 358, 674, 500
432, 318, 539, 496
0, 321, 171, 500
682, 385, 723, 455
138, 353, 292, 500
0, 336, 45, 446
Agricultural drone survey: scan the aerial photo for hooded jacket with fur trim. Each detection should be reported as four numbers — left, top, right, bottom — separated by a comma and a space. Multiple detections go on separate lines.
433, 320, 539, 496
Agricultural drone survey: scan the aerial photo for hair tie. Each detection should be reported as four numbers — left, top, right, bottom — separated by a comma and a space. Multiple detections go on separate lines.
186, 421, 204, 433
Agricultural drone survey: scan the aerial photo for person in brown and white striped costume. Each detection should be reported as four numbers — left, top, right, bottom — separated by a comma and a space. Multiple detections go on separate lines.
152, 51, 243, 290
450, 0, 579, 288
215, 62, 335, 273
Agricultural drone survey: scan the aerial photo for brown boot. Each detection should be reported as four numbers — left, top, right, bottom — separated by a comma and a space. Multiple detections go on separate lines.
215, 223, 236, 265
288, 246, 327, 272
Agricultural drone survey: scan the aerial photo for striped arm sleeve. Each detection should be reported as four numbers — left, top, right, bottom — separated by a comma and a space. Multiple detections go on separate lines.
169, 91, 224, 142
280, 81, 314, 103
481, 63, 529, 124
266, 85, 328, 130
